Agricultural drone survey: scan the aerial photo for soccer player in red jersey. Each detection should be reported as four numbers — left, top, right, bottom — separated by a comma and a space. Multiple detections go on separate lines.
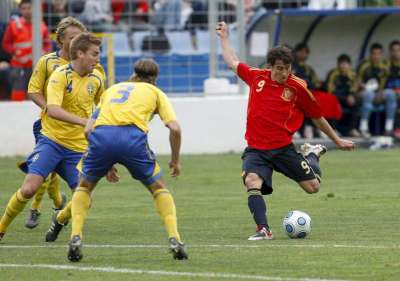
216, 22, 355, 240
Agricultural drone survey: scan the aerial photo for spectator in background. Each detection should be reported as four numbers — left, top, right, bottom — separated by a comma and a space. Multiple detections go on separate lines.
292, 43, 321, 90
117, 0, 150, 27
218, 0, 237, 24
2, 0, 51, 101
385, 40, 400, 93
357, 43, 394, 137
292, 42, 322, 138
43, 0, 68, 33
326, 54, 360, 137
384, 40, 400, 137
184, 0, 208, 50
67, 0, 86, 16
151, 0, 182, 31
78, 0, 113, 32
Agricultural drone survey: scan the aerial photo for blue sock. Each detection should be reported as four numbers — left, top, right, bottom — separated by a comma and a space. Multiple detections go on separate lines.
306, 153, 322, 178
247, 192, 268, 230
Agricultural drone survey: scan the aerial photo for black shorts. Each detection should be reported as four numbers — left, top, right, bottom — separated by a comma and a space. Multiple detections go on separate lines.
241, 144, 317, 195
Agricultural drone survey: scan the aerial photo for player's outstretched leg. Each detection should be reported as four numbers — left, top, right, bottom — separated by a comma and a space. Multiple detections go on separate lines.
68, 235, 83, 262
300, 143, 327, 179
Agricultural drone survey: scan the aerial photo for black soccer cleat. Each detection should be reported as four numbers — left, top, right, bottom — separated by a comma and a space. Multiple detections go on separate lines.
0, 232, 5, 241
68, 235, 83, 262
25, 209, 41, 229
169, 237, 188, 260
45, 210, 66, 242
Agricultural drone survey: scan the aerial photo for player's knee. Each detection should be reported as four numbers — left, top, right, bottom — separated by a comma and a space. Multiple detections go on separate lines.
20, 175, 44, 198
304, 180, 320, 194
244, 173, 262, 190
148, 180, 167, 195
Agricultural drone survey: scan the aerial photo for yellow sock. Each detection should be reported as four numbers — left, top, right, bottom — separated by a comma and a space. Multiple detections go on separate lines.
0, 190, 30, 233
46, 173, 63, 208
153, 189, 181, 242
71, 187, 91, 239
56, 201, 72, 224
31, 180, 48, 211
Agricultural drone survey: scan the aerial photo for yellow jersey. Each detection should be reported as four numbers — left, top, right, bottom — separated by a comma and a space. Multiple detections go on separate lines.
28, 51, 106, 119
42, 64, 105, 152
94, 82, 176, 133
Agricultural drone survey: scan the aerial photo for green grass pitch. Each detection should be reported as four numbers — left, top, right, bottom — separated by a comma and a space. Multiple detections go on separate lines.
0, 149, 399, 281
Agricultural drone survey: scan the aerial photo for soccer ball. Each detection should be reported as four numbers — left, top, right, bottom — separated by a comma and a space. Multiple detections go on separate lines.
283, 210, 311, 238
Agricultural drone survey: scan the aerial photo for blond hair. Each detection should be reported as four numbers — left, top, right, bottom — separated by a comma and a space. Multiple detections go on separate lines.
55, 16, 87, 47
69, 33, 102, 60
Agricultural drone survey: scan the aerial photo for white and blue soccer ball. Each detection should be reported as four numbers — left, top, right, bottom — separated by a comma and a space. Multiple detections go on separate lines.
283, 210, 312, 239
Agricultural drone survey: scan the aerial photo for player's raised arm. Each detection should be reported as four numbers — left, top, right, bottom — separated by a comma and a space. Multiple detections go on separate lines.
166, 120, 181, 177
311, 117, 355, 150
216, 21, 239, 74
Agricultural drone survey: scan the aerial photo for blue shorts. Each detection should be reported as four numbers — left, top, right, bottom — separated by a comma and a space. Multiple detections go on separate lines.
32, 119, 42, 144
26, 136, 83, 189
81, 125, 162, 185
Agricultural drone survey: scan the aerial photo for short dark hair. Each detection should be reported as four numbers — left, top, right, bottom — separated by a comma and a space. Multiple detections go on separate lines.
294, 42, 309, 53
389, 40, 400, 50
19, 0, 31, 6
132, 59, 159, 85
266, 45, 293, 66
369, 42, 383, 52
337, 54, 351, 64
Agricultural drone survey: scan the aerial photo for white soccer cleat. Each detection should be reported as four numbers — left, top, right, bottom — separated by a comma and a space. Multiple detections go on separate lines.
247, 227, 273, 241
300, 143, 327, 158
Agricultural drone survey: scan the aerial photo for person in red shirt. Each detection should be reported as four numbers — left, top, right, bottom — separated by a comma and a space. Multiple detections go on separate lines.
2, 0, 51, 101
216, 21, 355, 240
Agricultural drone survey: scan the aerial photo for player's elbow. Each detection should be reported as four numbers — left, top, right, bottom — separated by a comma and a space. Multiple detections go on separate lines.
167, 120, 181, 135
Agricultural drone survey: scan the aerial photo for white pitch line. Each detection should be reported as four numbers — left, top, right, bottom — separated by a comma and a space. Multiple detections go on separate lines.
0, 243, 398, 250
0, 263, 353, 281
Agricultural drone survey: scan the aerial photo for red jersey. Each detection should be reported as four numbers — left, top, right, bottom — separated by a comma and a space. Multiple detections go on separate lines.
238, 62, 322, 150
2, 16, 51, 68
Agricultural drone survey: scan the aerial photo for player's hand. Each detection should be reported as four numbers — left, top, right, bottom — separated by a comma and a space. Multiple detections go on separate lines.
216, 22, 229, 38
106, 165, 120, 183
169, 161, 181, 178
336, 138, 356, 151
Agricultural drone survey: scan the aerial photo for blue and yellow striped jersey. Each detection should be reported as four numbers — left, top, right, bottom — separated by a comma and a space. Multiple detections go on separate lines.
28, 51, 106, 119
42, 64, 105, 152
94, 82, 176, 133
